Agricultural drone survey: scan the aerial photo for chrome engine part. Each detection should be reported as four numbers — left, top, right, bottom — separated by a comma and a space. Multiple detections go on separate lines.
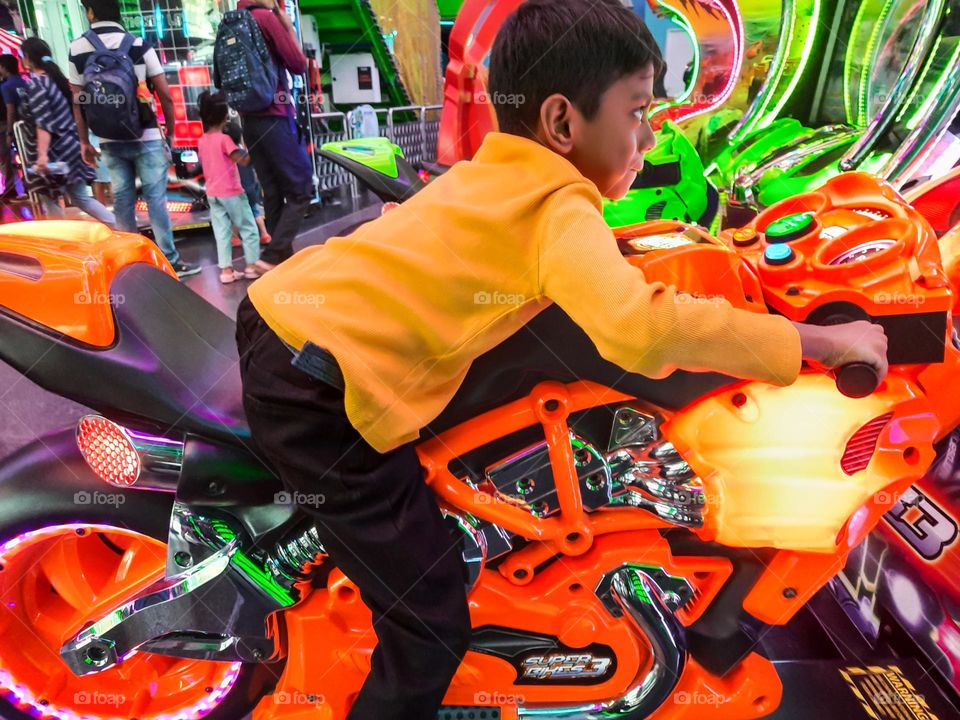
464, 405, 706, 560
264, 520, 328, 589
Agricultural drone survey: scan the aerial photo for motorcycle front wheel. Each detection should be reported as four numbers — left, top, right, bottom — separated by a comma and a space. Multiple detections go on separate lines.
0, 521, 278, 720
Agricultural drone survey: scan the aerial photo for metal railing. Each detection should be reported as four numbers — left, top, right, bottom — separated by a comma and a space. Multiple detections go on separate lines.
310, 104, 443, 196
309, 111, 352, 193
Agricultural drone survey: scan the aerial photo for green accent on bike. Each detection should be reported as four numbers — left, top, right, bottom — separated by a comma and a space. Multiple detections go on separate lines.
766, 213, 814, 242
630, 573, 653, 605
206, 518, 297, 608
602, 121, 709, 229
321, 137, 404, 179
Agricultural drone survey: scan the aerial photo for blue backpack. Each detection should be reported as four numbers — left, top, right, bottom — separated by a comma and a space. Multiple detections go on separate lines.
81, 31, 143, 141
213, 9, 279, 113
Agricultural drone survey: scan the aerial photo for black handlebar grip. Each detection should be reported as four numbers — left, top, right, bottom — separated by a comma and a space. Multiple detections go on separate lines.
835, 362, 880, 398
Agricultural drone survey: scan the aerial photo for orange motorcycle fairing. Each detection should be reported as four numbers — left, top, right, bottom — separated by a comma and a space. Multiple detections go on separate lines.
0, 220, 174, 347
665, 372, 939, 552
255, 530, 780, 720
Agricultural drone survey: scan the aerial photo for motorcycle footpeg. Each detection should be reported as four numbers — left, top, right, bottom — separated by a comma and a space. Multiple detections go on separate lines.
60, 538, 280, 676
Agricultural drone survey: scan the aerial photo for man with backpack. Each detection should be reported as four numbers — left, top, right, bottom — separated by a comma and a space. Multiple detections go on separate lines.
67, 0, 200, 278
215, 0, 311, 267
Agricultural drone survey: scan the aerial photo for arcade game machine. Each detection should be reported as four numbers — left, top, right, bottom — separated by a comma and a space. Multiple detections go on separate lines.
436, 0, 740, 230
728, 0, 958, 211
707, 0, 829, 188
604, 0, 750, 230
116, 0, 220, 233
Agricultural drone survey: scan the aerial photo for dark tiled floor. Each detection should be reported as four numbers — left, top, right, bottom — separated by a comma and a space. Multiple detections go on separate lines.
0, 193, 379, 460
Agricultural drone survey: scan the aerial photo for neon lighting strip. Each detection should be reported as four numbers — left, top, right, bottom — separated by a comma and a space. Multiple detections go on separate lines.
900, 38, 960, 130
660, 0, 744, 126
0, 524, 244, 720
896, 34, 943, 124
760, 0, 821, 130
729, 0, 797, 142
649, 0, 700, 117
844, 0, 873, 124
857, 0, 898, 126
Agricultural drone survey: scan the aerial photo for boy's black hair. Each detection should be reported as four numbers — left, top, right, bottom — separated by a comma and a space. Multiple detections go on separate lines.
198, 90, 229, 131
81, 0, 122, 23
0, 54, 18, 75
488, 0, 664, 136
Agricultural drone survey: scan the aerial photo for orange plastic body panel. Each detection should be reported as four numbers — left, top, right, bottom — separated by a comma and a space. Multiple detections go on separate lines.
615, 220, 767, 313
664, 373, 939, 552
717, 173, 952, 321
255, 532, 776, 720
0, 221, 174, 346
937, 223, 960, 313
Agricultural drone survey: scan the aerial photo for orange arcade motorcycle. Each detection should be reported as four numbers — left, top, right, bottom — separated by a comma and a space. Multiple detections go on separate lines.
1, 172, 959, 720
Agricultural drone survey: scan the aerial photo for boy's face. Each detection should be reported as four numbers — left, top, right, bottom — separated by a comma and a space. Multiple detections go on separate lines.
539, 66, 657, 200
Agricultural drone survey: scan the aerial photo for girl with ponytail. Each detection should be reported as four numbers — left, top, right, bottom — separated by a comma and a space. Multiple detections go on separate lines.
18, 37, 115, 224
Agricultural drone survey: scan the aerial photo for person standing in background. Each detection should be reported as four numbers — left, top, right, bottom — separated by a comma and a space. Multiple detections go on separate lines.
18, 37, 115, 224
233, 0, 311, 268
68, 0, 200, 277
0, 53, 25, 199
225, 115, 271, 245
196, 90, 271, 283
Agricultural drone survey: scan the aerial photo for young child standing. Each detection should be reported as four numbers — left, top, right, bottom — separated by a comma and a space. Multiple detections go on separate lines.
237, 1, 888, 718
197, 91, 271, 283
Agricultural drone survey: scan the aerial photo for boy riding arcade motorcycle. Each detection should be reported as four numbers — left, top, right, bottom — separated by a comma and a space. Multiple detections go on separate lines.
0, 1, 946, 719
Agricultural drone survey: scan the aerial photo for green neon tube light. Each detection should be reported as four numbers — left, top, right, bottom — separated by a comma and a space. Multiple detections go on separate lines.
857, 0, 897, 126
763, 0, 821, 129
901, 38, 960, 130
730, 0, 821, 142
844, 0, 873, 124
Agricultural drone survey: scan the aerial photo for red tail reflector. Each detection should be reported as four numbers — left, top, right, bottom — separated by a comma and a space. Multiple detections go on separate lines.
76, 415, 141, 486
841, 412, 893, 475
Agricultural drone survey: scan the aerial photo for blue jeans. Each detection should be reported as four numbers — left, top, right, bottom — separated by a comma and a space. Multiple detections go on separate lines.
41, 180, 116, 226
209, 192, 260, 269
101, 140, 178, 264
241, 114, 313, 264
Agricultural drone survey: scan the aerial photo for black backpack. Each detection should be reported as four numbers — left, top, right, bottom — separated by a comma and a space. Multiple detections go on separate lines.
80, 31, 143, 141
213, 9, 279, 113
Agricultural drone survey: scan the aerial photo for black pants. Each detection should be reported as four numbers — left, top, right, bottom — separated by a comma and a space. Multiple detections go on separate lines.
236, 297, 470, 719
241, 114, 313, 265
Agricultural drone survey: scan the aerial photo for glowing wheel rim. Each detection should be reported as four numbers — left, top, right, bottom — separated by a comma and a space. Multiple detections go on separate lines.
0, 524, 242, 720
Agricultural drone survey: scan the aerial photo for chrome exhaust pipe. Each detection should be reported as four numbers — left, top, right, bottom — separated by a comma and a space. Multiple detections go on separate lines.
517, 567, 687, 719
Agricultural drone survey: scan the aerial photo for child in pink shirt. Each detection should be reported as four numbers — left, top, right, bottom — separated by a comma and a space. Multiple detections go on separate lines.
197, 91, 271, 283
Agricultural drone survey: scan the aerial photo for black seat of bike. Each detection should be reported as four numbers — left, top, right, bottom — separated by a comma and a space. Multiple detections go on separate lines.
426, 303, 738, 436
0, 263, 251, 446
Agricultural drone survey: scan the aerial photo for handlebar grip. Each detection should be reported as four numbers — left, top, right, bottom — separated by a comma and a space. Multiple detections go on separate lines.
835, 362, 880, 398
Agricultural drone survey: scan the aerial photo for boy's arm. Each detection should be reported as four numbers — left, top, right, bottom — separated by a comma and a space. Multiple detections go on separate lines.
538, 184, 803, 384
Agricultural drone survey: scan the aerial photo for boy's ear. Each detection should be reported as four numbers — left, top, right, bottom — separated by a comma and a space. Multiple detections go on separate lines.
537, 94, 576, 155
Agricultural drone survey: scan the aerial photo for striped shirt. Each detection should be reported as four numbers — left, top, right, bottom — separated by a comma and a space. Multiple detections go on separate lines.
67, 21, 163, 143
21, 73, 94, 187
